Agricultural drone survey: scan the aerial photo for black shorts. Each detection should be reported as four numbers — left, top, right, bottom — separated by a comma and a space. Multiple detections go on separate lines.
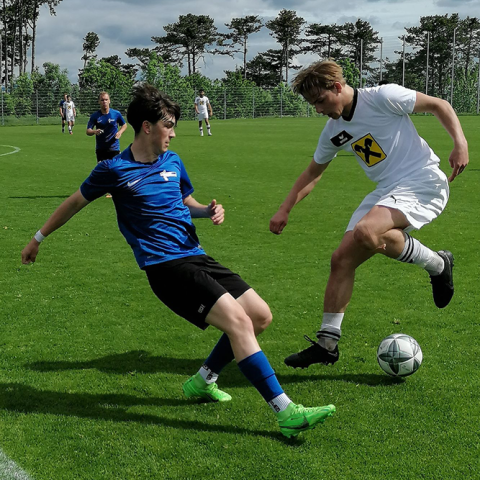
144, 255, 251, 330
96, 149, 120, 162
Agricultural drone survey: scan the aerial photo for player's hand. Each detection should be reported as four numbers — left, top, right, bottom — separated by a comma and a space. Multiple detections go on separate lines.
21, 239, 40, 264
270, 210, 289, 235
207, 199, 224, 225
115, 132, 122, 139
96, 129, 104, 136
448, 144, 469, 182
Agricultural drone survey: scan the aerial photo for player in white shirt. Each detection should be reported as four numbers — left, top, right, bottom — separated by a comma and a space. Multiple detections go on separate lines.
194, 89, 213, 136
270, 60, 469, 369
64, 95, 76, 135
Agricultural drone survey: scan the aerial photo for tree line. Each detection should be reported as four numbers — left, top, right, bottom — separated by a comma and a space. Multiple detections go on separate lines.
1, 7, 480, 116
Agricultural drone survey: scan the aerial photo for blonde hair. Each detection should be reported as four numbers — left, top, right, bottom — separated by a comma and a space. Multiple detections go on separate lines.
98, 91, 110, 100
292, 60, 346, 98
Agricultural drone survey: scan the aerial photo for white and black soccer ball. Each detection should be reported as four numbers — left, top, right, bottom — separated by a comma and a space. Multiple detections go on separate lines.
377, 334, 423, 377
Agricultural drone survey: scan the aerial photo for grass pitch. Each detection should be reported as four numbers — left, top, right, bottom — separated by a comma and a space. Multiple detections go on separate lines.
0, 117, 479, 479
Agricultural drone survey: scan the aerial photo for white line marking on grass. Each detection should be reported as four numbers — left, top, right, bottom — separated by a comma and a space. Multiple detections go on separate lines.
0, 448, 33, 480
0, 146, 21, 157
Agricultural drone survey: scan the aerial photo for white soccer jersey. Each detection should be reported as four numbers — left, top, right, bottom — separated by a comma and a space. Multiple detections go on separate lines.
64, 101, 75, 120
195, 96, 210, 116
313, 84, 440, 187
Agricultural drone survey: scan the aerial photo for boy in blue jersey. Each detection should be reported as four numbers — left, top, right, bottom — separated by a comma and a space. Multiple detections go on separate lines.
22, 84, 335, 438
86, 91, 128, 162
59, 93, 68, 133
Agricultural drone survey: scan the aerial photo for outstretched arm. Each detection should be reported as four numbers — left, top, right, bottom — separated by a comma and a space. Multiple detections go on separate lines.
413, 92, 469, 182
270, 159, 329, 235
22, 190, 91, 264
183, 195, 224, 225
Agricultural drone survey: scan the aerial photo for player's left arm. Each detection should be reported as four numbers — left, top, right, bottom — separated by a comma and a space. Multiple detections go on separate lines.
183, 195, 224, 225
413, 92, 469, 182
208, 100, 213, 116
115, 122, 128, 139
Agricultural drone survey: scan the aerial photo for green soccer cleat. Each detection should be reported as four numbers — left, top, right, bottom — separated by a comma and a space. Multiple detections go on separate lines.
277, 402, 336, 438
182, 373, 232, 403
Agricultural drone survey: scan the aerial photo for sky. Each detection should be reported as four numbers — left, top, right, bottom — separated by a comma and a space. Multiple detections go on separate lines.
32, 0, 480, 83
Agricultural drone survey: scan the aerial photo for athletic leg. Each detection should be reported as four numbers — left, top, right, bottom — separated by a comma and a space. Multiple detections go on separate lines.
202, 294, 335, 436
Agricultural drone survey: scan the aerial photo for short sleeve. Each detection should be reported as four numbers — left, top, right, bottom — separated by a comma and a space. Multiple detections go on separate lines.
313, 124, 339, 165
87, 113, 96, 130
116, 112, 126, 126
377, 85, 416, 116
80, 161, 116, 201
178, 160, 194, 199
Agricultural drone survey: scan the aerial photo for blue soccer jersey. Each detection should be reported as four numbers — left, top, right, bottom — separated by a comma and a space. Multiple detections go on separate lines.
87, 109, 126, 152
80, 147, 205, 268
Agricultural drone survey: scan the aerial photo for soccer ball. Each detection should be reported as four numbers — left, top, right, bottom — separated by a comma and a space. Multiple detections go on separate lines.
377, 334, 423, 377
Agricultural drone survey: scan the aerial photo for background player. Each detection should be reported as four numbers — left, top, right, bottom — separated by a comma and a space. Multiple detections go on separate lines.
64, 95, 76, 135
22, 84, 335, 438
270, 60, 469, 369
59, 93, 68, 133
86, 91, 127, 162
194, 89, 213, 136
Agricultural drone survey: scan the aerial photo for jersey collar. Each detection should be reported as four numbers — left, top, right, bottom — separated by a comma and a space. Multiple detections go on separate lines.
341, 89, 358, 122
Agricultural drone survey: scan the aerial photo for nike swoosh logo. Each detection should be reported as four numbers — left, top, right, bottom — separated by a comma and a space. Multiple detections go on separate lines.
127, 179, 141, 187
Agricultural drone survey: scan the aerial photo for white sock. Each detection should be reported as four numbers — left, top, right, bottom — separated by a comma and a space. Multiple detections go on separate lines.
317, 313, 344, 351
198, 364, 218, 384
269, 393, 291, 413
397, 232, 444, 275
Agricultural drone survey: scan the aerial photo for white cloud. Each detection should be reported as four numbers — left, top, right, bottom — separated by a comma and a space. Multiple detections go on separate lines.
29, 0, 480, 83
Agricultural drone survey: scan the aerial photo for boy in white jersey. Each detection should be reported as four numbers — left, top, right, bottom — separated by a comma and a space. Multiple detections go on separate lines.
270, 60, 469, 369
64, 95, 76, 135
194, 89, 213, 136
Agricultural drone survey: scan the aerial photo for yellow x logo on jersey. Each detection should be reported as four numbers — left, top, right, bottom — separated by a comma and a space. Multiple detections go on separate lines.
352, 134, 386, 167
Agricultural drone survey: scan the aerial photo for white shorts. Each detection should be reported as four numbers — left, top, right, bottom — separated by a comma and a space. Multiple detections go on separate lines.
197, 113, 209, 121
65, 115, 75, 123
346, 166, 449, 233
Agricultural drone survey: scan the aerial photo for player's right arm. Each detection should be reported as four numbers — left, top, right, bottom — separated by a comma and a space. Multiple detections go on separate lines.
269, 159, 330, 235
21, 190, 91, 264
86, 114, 102, 136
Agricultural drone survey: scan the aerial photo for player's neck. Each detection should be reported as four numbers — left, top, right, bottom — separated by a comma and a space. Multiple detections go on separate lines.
101, 107, 110, 114
130, 140, 162, 164
341, 85, 355, 117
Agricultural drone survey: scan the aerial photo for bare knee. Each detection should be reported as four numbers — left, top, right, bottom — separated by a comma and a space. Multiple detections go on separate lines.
352, 222, 379, 251
223, 310, 256, 341
250, 301, 273, 335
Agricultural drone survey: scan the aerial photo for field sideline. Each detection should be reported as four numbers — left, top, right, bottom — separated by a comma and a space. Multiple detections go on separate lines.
0, 117, 479, 479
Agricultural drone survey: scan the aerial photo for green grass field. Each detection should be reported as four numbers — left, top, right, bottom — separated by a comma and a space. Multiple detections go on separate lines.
1, 117, 479, 479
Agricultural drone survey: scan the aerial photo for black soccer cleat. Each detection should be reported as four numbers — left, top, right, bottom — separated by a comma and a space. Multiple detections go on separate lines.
284, 335, 339, 369
430, 250, 454, 308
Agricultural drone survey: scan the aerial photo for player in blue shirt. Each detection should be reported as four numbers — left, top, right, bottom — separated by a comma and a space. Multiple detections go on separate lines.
59, 93, 68, 133
86, 91, 127, 162
22, 84, 335, 438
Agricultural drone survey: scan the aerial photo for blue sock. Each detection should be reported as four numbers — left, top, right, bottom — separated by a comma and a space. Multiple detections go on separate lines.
237, 351, 284, 402
204, 334, 234, 374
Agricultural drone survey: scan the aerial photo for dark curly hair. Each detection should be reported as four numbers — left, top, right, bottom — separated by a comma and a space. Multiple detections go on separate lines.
127, 83, 181, 135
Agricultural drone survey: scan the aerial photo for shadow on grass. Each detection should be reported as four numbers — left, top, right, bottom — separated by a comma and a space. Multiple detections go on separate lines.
26, 350, 402, 387
0, 382, 295, 443
277, 373, 404, 387
9, 195, 70, 199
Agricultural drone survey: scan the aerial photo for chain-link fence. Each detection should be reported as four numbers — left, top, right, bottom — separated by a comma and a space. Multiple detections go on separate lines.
0, 85, 322, 126
2, 31, 480, 126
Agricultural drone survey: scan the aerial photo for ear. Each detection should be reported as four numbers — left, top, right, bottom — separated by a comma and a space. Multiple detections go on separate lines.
333, 82, 343, 94
142, 120, 150, 134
